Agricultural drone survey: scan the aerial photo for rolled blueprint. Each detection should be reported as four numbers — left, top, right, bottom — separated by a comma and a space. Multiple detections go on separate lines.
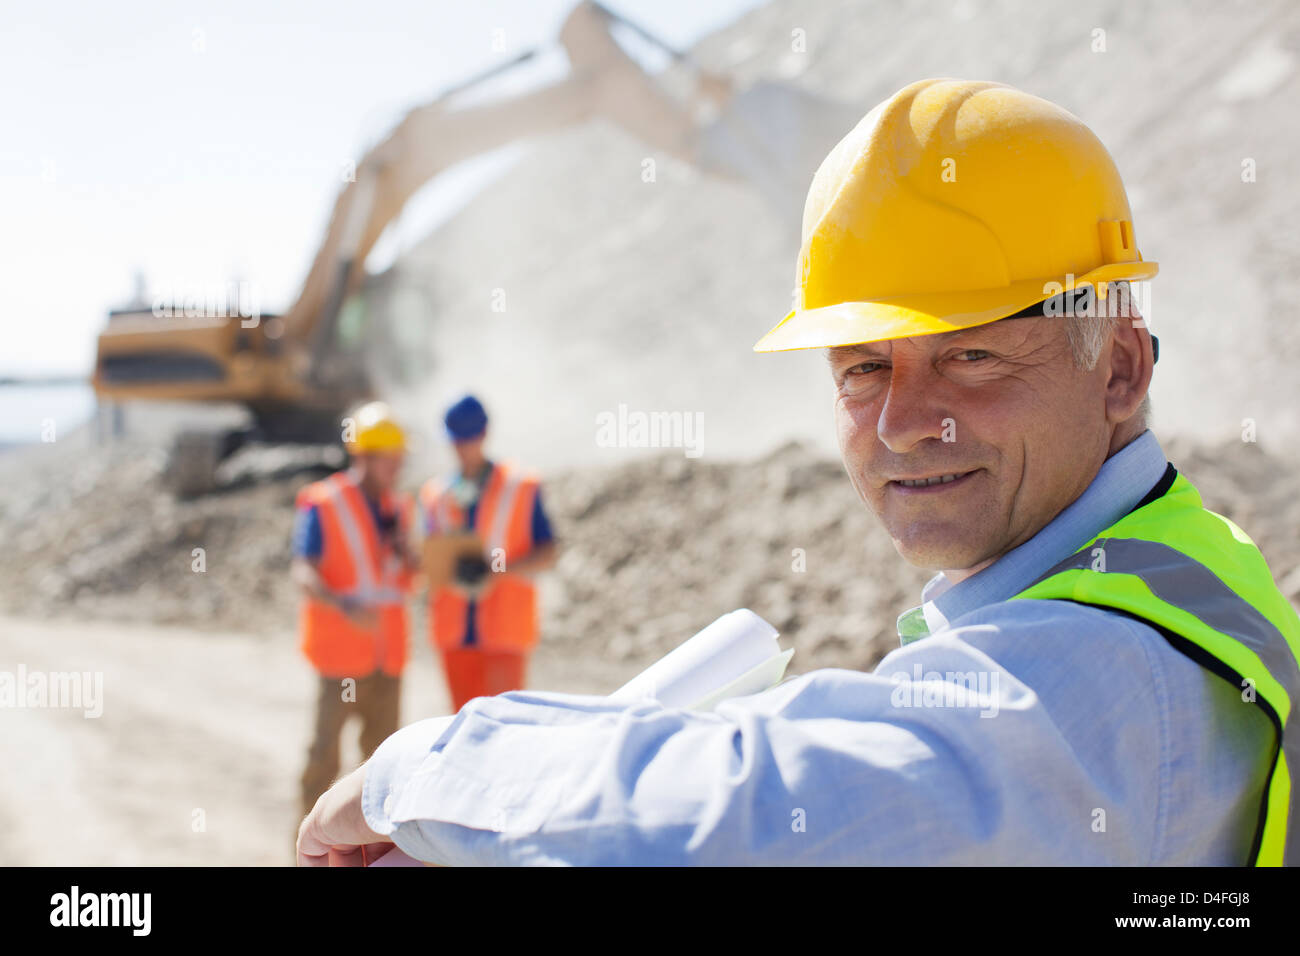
607, 608, 793, 711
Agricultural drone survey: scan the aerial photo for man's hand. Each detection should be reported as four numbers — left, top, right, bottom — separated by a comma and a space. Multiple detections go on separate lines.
293, 558, 380, 629
297, 764, 392, 867
451, 550, 499, 601
496, 541, 558, 580
455, 570, 500, 602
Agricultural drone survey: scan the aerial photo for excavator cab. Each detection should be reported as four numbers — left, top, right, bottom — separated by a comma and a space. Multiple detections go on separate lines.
93, 292, 373, 497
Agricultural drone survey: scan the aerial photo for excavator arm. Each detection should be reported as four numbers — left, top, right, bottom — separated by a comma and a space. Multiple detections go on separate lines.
290, 0, 722, 376
92, 0, 837, 497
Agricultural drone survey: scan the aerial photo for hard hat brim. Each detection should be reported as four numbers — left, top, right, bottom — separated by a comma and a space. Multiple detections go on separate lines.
753, 261, 1158, 352
346, 442, 407, 455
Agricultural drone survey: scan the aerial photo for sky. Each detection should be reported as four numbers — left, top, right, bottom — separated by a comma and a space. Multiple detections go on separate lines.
0, 0, 763, 377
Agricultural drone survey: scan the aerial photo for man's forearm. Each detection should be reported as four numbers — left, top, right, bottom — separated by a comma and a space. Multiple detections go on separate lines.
500, 541, 558, 578
355, 604, 1180, 866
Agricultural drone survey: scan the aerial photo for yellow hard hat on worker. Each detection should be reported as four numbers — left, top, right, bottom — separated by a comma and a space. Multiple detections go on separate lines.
753, 78, 1157, 353
346, 400, 406, 454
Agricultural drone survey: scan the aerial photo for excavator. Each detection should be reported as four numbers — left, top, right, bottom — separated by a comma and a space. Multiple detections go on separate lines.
91, 1, 854, 496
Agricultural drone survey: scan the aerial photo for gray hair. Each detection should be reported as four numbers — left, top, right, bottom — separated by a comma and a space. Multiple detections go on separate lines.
1063, 306, 1153, 429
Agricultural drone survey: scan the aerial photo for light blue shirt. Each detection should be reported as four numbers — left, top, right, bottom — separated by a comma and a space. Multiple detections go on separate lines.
362, 429, 1274, 864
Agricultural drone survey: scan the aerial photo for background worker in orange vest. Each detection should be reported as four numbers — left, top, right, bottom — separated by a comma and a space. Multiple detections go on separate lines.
291, 401, 417, 818
421, 395, 558, 711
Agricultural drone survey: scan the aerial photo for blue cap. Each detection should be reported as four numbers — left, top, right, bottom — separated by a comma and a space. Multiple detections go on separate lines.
444, 394, 488, 441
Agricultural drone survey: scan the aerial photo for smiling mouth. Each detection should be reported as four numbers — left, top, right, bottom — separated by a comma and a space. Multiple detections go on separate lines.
889, 469, 978, 489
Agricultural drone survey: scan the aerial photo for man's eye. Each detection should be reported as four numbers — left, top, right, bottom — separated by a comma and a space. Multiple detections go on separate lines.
846, 362, 884, 375
954, 349, 991, 362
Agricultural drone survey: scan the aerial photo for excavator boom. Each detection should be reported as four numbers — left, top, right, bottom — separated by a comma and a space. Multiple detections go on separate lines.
89, 1, 842, 496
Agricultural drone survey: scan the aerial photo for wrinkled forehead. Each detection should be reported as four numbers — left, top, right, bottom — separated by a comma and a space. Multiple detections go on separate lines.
823, 282, 1123, 361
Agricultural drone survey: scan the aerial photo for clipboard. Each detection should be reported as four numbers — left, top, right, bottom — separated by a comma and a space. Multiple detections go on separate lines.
422, 532, 485, 590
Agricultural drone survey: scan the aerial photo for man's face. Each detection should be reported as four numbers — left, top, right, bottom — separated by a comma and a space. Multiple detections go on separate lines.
830, 317, 1112, 577
453, 435, 486, 473
360, 451, 404, 492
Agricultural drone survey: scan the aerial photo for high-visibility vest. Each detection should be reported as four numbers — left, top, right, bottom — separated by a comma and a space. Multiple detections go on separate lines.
296, 470, 413, 678
420, 462, 541, 652
1012, 465, 1300, 866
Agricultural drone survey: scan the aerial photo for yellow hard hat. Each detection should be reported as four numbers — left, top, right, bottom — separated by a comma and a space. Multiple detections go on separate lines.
346, 401, 406, 454
753, 78, 1157, 352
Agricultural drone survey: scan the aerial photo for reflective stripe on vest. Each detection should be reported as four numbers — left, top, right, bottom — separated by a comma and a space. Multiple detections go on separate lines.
486, 468, 523, 556
319, 474, 403, 605
1011, 471, 1300, 866
420, 479, 466, 534
425, 465, 527, 552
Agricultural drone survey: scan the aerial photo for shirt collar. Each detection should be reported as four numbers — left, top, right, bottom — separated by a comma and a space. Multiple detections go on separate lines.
343, 467, 392, 512
895, 429, 1169, 644
456, 459, 494, 485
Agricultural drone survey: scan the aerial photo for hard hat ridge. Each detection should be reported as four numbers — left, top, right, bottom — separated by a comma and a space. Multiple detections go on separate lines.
755, 78, 1157, 352
346, 400, 407, 454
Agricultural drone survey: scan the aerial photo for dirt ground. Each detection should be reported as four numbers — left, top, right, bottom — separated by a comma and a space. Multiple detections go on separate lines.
0, 613, 636, 866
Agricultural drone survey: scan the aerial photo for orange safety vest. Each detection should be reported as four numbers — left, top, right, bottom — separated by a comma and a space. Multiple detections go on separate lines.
296, 470, 413, 678
420, 462, 541, 652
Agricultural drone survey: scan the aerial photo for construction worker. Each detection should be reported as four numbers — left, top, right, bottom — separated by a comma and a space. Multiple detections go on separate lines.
299, 79, 1300, 866
419, 395, 558, 711
291, 401, 417, 820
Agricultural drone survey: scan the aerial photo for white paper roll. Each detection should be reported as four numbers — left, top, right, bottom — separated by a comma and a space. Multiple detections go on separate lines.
606, 608, 783, 710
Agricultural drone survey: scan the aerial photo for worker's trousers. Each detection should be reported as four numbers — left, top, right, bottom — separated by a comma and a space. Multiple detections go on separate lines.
439, 648, 528, 712
300, 671, 401, 818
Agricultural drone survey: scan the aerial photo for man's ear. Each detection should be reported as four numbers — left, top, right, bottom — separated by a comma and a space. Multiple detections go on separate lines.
1105, 301, 1154, 425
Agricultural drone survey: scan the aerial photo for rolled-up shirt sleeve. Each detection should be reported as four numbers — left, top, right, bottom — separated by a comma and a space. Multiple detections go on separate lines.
292, 504, 323, 560
361, 600, 1242, 865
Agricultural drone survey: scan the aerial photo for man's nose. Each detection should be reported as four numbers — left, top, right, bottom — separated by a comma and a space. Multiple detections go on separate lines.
876, 361, 950, 454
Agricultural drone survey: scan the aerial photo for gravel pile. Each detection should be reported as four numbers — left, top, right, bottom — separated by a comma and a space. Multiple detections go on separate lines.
2, 423, 1296, 677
